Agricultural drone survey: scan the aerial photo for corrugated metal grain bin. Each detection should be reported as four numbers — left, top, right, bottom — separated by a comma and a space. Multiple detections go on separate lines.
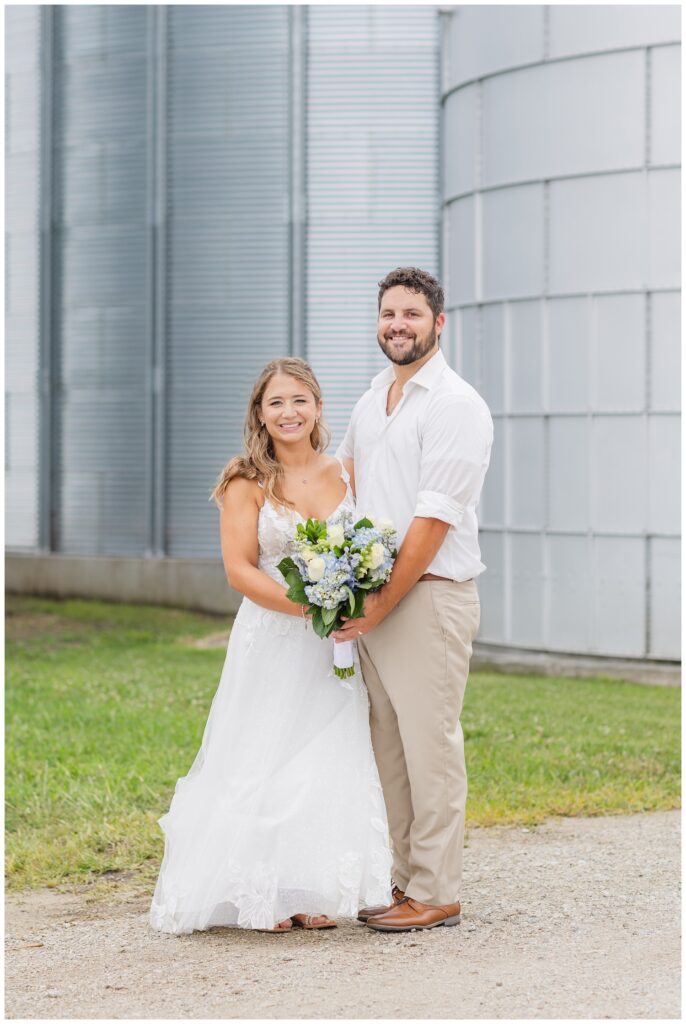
442, 4, 680, 659
5, 4, 680, 667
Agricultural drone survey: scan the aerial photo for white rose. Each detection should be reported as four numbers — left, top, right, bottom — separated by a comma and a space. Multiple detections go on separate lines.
377, 517, 394, 532
307, 556, 326, 582
370, 542, 385, 570
327, 524, 345, 547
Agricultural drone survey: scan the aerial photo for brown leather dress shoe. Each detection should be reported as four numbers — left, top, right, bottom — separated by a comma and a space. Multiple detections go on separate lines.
357, 885, 406, 923
366, 896, 462, 932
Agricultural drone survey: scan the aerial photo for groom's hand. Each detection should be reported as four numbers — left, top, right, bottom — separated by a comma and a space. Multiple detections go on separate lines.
333, 518, 451, 642
333, 591, 388, 641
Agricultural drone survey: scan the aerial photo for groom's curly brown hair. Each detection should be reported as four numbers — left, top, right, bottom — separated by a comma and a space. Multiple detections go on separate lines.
377, 267, 445, 320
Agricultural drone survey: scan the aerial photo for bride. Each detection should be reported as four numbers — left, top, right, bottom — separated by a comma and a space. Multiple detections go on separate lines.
149, 357, 392, 934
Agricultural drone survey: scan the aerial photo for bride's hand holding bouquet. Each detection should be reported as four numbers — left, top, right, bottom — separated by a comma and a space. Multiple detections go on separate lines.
277, 511, 397, 678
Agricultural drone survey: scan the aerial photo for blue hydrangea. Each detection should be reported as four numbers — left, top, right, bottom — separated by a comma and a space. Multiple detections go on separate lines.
289, 512, 397, 610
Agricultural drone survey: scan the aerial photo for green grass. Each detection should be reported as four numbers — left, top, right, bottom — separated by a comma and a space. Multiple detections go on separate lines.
5, 595, 681, 891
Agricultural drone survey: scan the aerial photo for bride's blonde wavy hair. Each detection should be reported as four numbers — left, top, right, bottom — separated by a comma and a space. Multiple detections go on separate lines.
211, 357, 331, 510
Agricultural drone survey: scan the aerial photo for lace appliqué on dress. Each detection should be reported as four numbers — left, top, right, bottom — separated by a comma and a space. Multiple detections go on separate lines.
226, 861, 279, 931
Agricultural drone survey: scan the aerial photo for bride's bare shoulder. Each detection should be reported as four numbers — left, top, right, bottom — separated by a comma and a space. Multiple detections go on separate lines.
323, 454, 344, 473
323, 453, 353, 487
221, 475, 264, 514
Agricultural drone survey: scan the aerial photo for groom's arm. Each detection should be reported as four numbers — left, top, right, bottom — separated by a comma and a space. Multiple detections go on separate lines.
333, 395, 492, 640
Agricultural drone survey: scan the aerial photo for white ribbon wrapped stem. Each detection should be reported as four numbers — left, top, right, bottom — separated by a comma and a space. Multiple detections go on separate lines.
333, 639, 355, 678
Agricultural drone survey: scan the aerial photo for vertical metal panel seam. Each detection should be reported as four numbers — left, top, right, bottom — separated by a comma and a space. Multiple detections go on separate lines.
288, 5, 308, 360
542, 180, 550, 297
474, 78, 483, 303
643, 45, 652, 656
474, 69, 483, 389
644, 291, 652, 656
541, 133, 553, 649
304, 3, 311, 361
4, 395, 9, 473
145, 7, 156, 555
438, 8, 451, 302
438, 9, 449, 312
588, 533, 596, 653
39, 4, 57, 552
645, 47, 652, 167
303, 6, 309, 363
435, 8, 447, 283
640, 48, 652, 292
542, 173, 552, 648
503, 301, 512, 644
587, 294, 598, 652
586, 298, 594, 515
454, 305, 462, 374
146, 4, 168, 556
541, 379, 550, 648
154, 5, 168, 555
287, 7, 295, 358
541, 296, 551, 648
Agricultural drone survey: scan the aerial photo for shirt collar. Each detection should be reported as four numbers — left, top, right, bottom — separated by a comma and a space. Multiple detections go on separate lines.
370, 348, 447, 391
370, 364, 395, 390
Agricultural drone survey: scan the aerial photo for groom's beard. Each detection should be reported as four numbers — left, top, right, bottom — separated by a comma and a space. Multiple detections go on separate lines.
377, 324, 438, 366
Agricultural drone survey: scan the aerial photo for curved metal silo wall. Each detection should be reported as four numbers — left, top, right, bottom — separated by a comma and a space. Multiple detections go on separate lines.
12, 4, 438, 566
51, 5, 151, 556
25, 5, 291, 560
164, 6, 291, 556
6, 6, 41, 550
306, 5, 440, 442
442, 5, 680, 660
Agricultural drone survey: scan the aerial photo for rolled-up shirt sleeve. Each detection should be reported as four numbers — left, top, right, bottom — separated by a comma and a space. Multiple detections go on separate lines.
414, 397, 493, 529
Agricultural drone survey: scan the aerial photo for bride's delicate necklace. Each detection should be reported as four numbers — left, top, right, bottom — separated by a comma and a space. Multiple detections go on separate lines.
286, 456, 318, 486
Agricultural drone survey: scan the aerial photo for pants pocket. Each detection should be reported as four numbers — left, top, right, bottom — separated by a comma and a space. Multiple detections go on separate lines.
429, 584, 480, 645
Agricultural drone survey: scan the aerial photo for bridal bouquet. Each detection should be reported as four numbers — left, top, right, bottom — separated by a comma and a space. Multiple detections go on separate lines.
277, 511, 397, 679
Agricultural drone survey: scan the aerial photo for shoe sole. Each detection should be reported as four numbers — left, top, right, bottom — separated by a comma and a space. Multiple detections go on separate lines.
366, 914, 461, 932
357, 902, 406, 923
291, 918, 337, 930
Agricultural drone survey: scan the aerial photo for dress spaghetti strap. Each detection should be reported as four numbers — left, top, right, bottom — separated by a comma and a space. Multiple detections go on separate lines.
335, 457, 351, 486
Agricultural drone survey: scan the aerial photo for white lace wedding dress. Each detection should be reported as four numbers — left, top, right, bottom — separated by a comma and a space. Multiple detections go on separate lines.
150, 462, 392, 933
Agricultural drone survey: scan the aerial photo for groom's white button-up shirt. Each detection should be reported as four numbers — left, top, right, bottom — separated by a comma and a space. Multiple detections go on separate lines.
336, 349, 493, 582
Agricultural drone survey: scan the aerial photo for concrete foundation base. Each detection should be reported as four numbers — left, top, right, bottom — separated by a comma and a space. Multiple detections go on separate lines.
6, 552, 240, 615
6, 553, 680, 685
472, 643, 681, 687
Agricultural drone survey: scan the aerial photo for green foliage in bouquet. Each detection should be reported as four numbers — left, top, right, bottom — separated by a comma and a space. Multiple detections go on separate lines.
276, 555, 365, 639
277, 512, 397, 669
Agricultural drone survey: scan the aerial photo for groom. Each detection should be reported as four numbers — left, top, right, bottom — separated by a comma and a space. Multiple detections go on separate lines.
334, 267, 493, 932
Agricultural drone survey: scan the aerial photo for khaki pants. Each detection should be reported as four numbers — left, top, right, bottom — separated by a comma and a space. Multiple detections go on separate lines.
358, 579, 480, 906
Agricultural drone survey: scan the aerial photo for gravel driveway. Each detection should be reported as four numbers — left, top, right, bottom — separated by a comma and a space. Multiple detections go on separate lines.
5, 810, 680, 1019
